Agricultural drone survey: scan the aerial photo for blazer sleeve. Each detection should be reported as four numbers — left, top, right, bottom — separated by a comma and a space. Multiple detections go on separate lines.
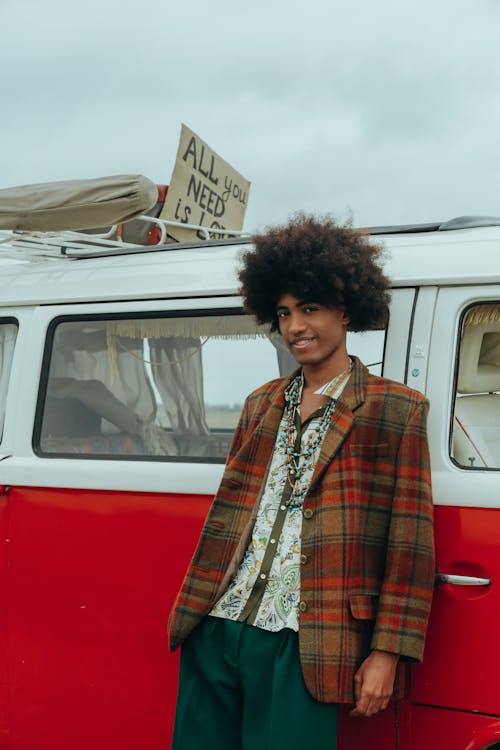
370, 397, 435, 661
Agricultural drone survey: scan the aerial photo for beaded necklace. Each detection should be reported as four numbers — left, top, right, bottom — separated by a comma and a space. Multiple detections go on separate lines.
280, 365, 351, 501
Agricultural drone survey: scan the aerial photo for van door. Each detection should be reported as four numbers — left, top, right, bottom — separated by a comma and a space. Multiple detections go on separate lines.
410, 285, 500, 718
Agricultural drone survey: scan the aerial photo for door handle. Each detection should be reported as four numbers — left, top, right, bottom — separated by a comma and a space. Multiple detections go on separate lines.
435, 573, 491, 586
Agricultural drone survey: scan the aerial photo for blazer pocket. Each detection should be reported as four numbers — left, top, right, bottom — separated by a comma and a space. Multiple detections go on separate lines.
347, 442, 389, 458
349, 592, 379, 620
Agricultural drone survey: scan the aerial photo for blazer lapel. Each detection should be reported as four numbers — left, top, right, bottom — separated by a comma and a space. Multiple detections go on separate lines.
231, 370, 296, 469
230, 358, 369, 496
308, 357, 368, 492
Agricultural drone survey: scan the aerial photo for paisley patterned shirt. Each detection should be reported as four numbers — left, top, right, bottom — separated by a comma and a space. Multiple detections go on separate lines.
210, 367, 351, 632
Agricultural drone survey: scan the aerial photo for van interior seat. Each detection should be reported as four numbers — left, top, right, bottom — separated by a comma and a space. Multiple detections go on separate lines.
453, 320, 500, 468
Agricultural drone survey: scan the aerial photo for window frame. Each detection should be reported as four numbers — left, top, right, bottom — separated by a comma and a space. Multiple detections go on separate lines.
449, 299, 500, 472
33, 306, 270, 464
32, 304, 389, 465
0, 316, 19, 445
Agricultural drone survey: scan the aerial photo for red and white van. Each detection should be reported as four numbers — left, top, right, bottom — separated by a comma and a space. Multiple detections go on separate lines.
0, 181, 499, 749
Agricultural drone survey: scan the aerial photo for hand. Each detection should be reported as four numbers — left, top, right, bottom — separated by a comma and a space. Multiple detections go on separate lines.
350, 650, 399, 717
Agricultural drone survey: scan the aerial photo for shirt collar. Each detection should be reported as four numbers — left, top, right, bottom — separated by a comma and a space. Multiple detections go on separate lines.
284, 359, 353, 402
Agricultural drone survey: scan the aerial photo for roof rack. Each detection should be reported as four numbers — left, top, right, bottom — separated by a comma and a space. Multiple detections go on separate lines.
4, 215, 500, 263
365, 222, 442, 235
439, 216, 500, 231
53, 234, 252, 260
0, 216, 246, 261
365, 216, 500, 235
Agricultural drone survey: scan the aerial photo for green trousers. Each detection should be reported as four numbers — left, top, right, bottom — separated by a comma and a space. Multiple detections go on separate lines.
172, 616, 338, 750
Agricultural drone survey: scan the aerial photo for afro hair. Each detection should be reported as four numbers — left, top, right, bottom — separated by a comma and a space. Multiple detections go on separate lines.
239, 213, 391, 332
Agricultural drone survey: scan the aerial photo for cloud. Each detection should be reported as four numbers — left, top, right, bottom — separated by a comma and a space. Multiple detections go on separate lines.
1, 0, 499, 229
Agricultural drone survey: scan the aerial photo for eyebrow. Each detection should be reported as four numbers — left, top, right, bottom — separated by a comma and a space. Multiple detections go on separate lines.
276, 300, 317, 311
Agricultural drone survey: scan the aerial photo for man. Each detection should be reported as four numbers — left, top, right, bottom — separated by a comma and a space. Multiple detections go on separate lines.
168, 215, 435, 750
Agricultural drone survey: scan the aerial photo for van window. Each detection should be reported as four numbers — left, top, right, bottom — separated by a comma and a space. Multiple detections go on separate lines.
0, 319, 18, 441
452, 302, 500, 469
35, 313, 386, 462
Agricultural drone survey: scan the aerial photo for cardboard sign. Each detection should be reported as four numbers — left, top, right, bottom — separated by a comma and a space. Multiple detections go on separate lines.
160, 124, 251, 242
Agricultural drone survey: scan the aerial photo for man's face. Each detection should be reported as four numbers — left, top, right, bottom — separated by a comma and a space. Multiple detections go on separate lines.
276, 293, 349, 368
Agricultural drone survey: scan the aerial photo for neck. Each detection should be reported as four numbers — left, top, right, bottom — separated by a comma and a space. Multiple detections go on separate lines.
302, 353, 351, 390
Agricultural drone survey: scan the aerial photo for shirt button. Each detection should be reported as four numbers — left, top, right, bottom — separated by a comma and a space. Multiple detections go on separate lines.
270, 538, 276, 544
280, 505, 286, 511
300, 554, 308, 564
303, 508, 313, 519
260, 573, 267, 580
299, 601, 307, 612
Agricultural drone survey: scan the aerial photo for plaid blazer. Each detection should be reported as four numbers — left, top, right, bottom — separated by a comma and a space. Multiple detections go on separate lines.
168, 357, 435, 703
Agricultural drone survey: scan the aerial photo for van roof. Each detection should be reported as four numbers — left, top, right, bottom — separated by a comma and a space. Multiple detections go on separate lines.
1, 221, 500, 307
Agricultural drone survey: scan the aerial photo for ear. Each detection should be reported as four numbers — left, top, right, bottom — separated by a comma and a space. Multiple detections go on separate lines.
341, 311, 350, 326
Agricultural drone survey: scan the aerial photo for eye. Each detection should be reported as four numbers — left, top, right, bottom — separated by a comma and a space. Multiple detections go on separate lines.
304, 305, 319, 313
276, 310, 289, 319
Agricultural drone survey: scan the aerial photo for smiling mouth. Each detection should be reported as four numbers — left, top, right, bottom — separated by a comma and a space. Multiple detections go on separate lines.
290, 338, 315, 349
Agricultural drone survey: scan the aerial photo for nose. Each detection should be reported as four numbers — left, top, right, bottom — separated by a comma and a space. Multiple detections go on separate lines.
285, 312, 307, 335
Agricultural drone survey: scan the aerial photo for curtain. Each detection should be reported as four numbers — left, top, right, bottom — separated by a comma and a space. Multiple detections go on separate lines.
50, 323, 156, 432
270, 336, 297, 377
148, 337, 209, 436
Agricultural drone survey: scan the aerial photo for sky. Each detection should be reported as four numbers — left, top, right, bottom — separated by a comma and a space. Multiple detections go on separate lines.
1, 0, 500, 234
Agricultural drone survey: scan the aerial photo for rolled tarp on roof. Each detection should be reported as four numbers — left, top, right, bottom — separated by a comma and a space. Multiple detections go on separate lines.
0, 174, 158, 232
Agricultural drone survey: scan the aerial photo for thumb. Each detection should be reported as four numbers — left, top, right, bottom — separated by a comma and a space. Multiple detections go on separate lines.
354, 669, 362, 703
